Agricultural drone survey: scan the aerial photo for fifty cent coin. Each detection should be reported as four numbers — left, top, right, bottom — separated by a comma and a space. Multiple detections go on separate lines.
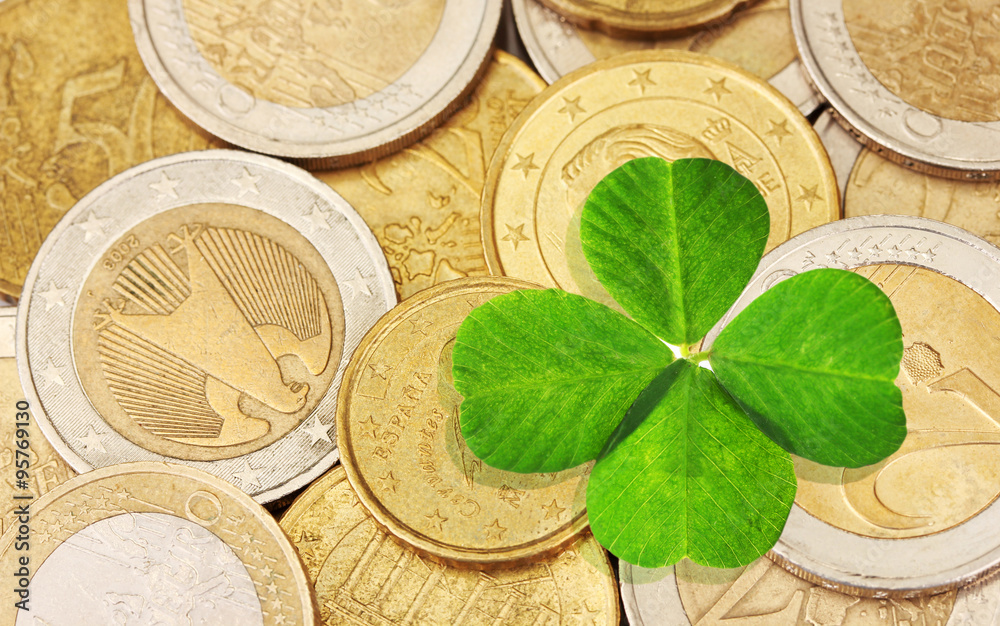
128, 0, 501, 167
18, 150, 395, 504
483, 50, 838, 307
792, 0, 1000, 179
338, 277, 590, 568
0, 0, 221, 298
0, 462, 319, 625
281, 465, 618, 624
705, 215, 1000, 595
620, 559, 1000, 625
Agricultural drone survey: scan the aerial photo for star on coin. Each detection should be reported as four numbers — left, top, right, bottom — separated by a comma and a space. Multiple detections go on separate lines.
76, 212, 110, 243
502, 223, 529, 250
378, 471, 400, 493
367, 362, 392, 380
303, 203, 332, 232
358, 415, 381, 440
409, 318, 433, 336
260, 563, 275, 579
425, 509, 448, 531
240, 531, 256, 544
628, 68, 655, 94
797, 184, 823, 210
234, 459, 261, 489
149, 172, 180, 199
704, 77, 732, 103
41, 359, 67, 387
541, 499, 566, 520
231, 168, 262, 198
344, 269, 372, 300
77, 425, 107, 454
483, 518, 507, 540
572, 600, 599, 624
265, 581, 279, 595
765, 119, 792, 144
38, 281, 69, 312
273, 614, 287, 625
558, 96, 586, 122
303, 416, 332, 445
512, 153, 539, 178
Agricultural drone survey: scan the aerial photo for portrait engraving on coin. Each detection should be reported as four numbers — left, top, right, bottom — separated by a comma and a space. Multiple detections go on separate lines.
72, 203, 345, 461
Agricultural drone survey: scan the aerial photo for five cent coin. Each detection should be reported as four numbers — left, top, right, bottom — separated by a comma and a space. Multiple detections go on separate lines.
19, 150, 395, 504
281, 465, 618, 624
338, 277, 591, 568
129, 0, 501, 167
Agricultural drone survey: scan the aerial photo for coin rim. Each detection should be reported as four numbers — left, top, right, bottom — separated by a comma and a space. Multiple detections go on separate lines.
533, 0, 759, 38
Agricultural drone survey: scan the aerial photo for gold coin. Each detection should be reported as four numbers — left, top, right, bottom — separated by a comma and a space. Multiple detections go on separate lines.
317, 51, 546, 301
576, 0, 795, 81
845, 147, 1000, 244
482, 50, 839, 307
843, 0, 1000, 124
0, 0, 221, 298
536, 0, 759, 38
795, 264, 1000, 539
280, 465, 619, 624
0, 308, 75, 535
337, 277, 591, 567
0, 462, 318, 624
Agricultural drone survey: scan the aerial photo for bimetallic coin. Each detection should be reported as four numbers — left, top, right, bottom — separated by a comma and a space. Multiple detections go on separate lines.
704, 216, 1000, 595
483, 50, 838, 306
0, 308, 75, 534
18, 150, 395, 504
281, 465, 619, 625
512, 0, 821, 115
129, 0, 501, 167
533, 0, 757, 38
338, 277, 590, 568
317, 51, 546, 301
620, 559, 1000, 625
0, 0, 221, 298
0, 462, 318, 624
792, 0, 1000, 180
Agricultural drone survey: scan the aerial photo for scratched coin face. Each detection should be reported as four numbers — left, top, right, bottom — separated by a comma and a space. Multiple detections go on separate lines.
792, 0, 1000, 179
0, 0, 221, 298
619, 558, 1000, 625
511, 0, 820, 115
18, 151, 394, 504
703, 215, 1000, 595
483, 50, 838, 307
280, 465, 619, 624
0, 463, 318, 625
338, 277, 591, 567
128, 0, 501, 167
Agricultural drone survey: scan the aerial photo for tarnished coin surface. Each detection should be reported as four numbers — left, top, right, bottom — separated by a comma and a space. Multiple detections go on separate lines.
0, 308, 75, 535
792, 0, 1000, 180
281, 465, 618, 624
705, 215, 1000, 595
0, 462, 318, 625
620, 559, 1000, 625
318, 51, 546, 301
129, 0, 501, 167
338, 277, 590, 567
0, 0, 221, 298
483, 50, 838, 305
18, 150, 395, 504
512, 0, 821, 115
532, 0, 757, 38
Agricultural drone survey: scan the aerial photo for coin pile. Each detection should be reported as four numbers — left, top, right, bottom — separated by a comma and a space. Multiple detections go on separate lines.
2, 0, 1000, 623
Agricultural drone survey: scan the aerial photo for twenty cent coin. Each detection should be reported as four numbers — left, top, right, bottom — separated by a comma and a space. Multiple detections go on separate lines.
0, 0, 220, 298
705, 215, 1000, 595
317, 51, 546, 301
281, 465, 618, 624
483, 50, 838, 307
18, 150, 395, 504
338, 277, 590, 568
129, 0, 501, 167
0, 462, 319, 624
792, 0, 1000, 179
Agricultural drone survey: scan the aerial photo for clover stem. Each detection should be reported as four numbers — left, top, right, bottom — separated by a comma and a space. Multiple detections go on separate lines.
685, 350, 712, 364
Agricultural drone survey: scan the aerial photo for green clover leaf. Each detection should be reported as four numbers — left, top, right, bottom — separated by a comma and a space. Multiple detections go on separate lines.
452, 157, 905, 568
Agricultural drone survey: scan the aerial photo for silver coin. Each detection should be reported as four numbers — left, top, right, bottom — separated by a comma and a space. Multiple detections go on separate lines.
128, 0, 501, 167
511, 0, 822, 116
813, 109, 863, 202
620, 560, 1000, 625
703, 215, 1000, 595
792, 0, 1000, 180
18, 150, 395, 504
